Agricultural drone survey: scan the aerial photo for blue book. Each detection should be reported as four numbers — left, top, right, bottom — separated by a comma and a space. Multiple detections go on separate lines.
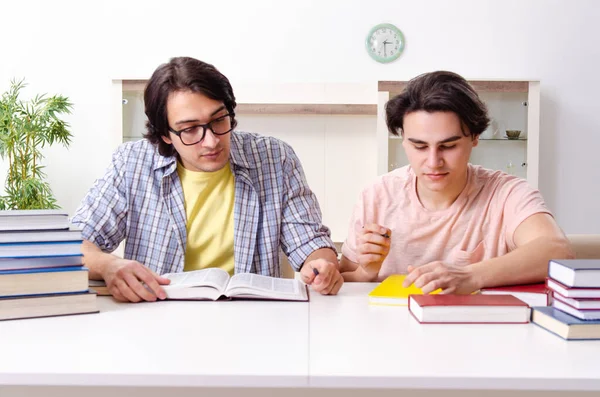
548, 259, 600, 288
0, 266, 89, 298
0, 254, 83, 271
531, 306, 600, 340
0, 240, 82, 258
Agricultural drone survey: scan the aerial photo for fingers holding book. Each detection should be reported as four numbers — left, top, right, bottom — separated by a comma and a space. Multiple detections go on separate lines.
103, 259, 170, 302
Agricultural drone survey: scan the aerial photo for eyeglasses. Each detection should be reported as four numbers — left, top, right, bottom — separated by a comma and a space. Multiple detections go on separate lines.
168, 113, 235, 146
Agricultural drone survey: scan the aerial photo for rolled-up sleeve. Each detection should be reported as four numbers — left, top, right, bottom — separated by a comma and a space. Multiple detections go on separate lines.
71, 146, 129, 253
279, 144, 335, 270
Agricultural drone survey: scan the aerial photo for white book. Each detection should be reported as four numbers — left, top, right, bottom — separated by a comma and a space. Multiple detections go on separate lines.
546, 278, 600, 299
162, 268, 308, 301
553, 299, 600, 321
0, 210, 70, 231
0, 241, 82, 258
0, 255, 83, 271
0, 228, 82, 244
552, 292, 600, 310
548, 259, 600, 288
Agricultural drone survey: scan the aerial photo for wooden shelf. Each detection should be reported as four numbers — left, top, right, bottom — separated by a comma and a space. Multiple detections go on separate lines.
122, 80, 376, 115
236, 103, 376, 115
378, 80, 529, 95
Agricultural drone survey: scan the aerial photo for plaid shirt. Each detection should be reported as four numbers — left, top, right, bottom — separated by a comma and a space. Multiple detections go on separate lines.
72, 131, 335, 277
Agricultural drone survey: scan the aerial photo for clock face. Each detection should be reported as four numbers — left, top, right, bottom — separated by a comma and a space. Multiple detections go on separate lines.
366, 23, 405, 63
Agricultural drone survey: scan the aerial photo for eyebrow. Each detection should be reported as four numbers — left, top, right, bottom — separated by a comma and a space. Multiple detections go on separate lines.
174, 105, 227, 126
407, 135, 462, 145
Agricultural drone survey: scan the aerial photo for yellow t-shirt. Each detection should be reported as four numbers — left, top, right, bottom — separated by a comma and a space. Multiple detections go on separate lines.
177, 161, 235, 275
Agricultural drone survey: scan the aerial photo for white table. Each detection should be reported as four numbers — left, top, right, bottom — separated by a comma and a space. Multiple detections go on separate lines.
0, 297, 309, 396
310, 284, 600, 393
1, 283, 600, 397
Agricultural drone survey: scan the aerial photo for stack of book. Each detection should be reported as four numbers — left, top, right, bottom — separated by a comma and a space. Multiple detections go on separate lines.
0, 210, 98, 321
370, 275, 531, 323
531, 259, 600, 340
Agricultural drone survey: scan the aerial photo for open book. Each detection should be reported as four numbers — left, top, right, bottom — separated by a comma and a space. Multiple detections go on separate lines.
162, 268, 308, 301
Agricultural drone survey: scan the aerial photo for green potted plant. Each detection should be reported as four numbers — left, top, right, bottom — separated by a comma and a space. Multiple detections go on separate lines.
0, 79, 73, 210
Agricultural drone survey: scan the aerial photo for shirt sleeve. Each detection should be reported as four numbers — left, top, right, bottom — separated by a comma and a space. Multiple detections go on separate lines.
70, 145, 129, 253
502, 178, 552, 250
278, 143, 336, 270
341, 190, 366, 264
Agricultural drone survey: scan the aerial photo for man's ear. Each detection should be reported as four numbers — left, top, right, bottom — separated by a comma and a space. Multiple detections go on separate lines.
162, 135, 173, 145
472, 135, 479, 147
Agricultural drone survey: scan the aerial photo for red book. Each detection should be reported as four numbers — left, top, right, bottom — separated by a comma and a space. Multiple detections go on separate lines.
546, 278, 600, 299
408, 294, 530, 324
480, 283, 549, 307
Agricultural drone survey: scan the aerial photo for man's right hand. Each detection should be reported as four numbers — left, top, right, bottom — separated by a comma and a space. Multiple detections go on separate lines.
102, 258, 170, 303
356, 223, 392, 279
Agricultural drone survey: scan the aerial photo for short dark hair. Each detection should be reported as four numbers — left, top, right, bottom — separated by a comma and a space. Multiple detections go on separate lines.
143, 57, 238, 156
385, 71, 490, 138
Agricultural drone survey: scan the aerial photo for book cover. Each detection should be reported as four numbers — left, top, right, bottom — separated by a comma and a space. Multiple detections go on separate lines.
0, 228, 82, 244
0, 241, 82, 258
0, 265, 84, 275
0, 210, 70, 231
548, 259, 600, 288
0, 266, 89, 298
0, 291, 98, 321
552, 291, 600, 310
552, 299, 600, 321
410, 293, 529, 307
0, 210, 68, 217
549, 259, 600, 271
546, 278, 600, 299
531, 306, 600, 340
409, 294, 530, 324
0, 255, 83, 271
368, 274, 441, 306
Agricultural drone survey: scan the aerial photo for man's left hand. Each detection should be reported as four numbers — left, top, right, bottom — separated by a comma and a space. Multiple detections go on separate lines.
300, 259, 343, 295
402, 261, 480, 294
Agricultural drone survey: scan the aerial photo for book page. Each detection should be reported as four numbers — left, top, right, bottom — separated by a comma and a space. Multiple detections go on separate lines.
163, 268, 230, 293
225, 273, 307, 301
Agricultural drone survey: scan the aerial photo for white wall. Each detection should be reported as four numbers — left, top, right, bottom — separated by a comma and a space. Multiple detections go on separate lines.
0, 0, 599, 233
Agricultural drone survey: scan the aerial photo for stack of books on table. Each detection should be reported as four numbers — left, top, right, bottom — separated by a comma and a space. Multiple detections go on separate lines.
0, 210, 98, 321
531, 259, 600, 340
370, 275, 531, 324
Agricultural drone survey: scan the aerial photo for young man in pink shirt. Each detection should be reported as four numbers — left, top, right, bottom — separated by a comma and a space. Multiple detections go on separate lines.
340, 71, 573, 293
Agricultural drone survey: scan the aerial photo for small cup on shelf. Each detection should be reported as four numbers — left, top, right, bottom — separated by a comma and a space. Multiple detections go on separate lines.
505, 130, 521, 140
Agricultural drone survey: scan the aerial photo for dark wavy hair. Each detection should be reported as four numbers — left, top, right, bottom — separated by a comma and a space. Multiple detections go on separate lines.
143, 57, 238, 156
385, 71, 490, 138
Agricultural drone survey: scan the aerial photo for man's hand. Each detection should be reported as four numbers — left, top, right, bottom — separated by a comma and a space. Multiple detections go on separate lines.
356, 223, 391, 279
300, 258, 343, 295
402, 262, 480, 295
102, 258, 171, 302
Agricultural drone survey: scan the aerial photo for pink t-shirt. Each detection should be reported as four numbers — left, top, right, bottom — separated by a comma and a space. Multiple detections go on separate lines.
342, 164, 552, 281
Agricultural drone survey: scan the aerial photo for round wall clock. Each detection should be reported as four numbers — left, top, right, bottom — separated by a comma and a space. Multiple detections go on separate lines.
365, 23, 405, 63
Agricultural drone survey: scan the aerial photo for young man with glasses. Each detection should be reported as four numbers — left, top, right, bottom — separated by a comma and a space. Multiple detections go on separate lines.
72, 57, 342, 302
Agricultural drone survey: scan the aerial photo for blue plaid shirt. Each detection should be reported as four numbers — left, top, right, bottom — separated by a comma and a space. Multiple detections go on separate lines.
72, 131, 335, 277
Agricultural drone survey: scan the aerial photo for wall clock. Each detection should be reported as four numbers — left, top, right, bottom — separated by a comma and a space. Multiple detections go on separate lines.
365, 23, 405, 63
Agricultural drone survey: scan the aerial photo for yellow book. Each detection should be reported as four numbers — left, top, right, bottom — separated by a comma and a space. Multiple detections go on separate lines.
368, 275, 441, 306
